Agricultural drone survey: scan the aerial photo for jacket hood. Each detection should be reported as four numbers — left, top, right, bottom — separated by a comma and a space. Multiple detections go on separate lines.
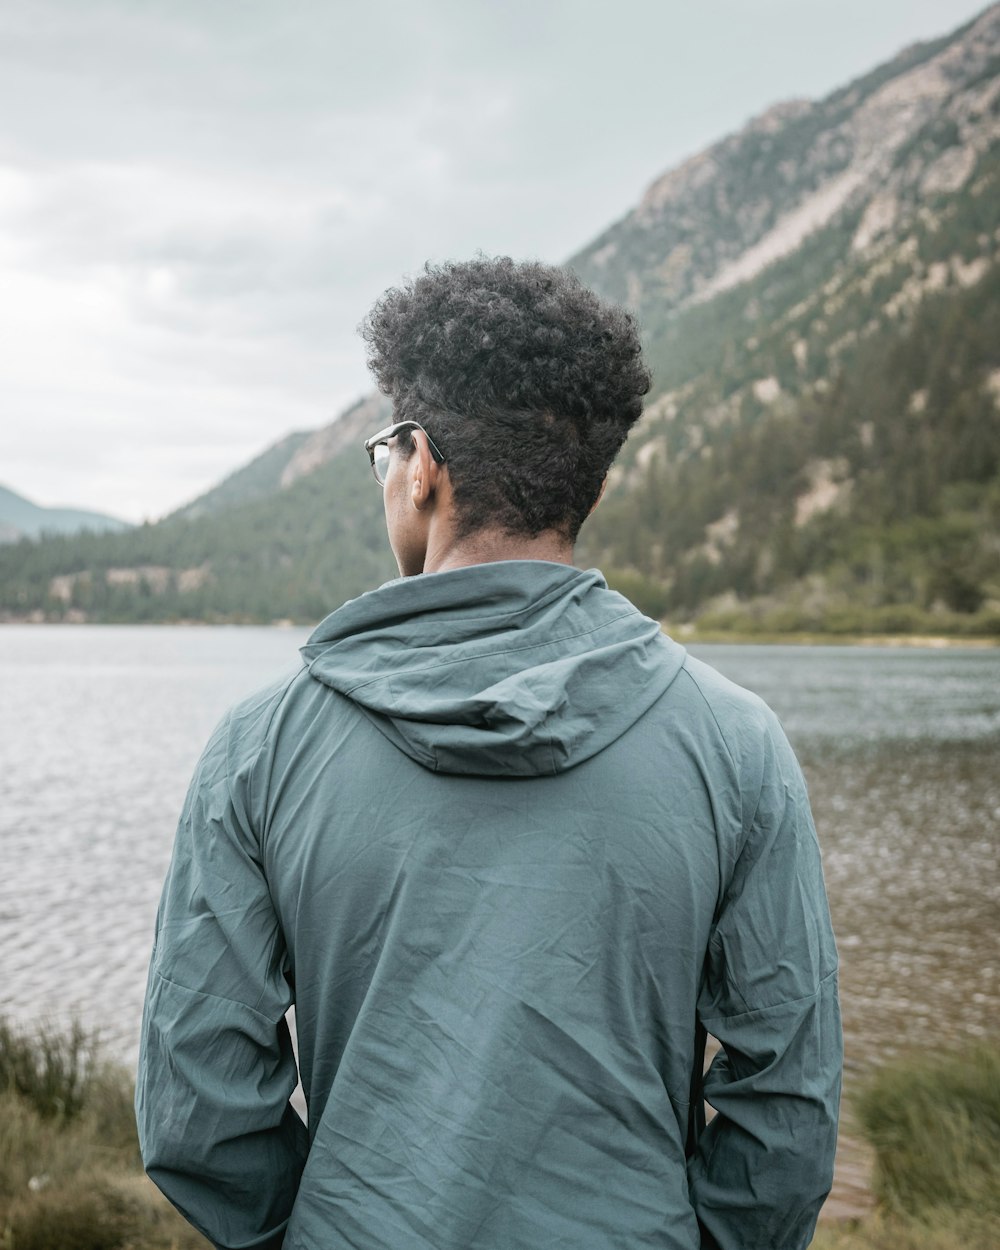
300, 561, 686, 777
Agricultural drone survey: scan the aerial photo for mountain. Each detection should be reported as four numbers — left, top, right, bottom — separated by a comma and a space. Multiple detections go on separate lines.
570, 3, 1000, 633
0, 483, 130, 544
571, 17, 983, 332
2, 4, 999, 633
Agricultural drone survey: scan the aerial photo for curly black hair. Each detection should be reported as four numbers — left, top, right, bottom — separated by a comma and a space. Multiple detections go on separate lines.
360, 256, 651, 541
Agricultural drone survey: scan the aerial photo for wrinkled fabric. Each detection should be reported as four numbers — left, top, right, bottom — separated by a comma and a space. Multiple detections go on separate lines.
136, 561, 841, 1250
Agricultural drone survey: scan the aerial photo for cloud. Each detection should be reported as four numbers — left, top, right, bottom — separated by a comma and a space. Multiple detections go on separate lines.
0, 0, 986, 520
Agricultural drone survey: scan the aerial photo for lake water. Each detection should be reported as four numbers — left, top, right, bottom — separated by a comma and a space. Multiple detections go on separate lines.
1, 626, 997, 1082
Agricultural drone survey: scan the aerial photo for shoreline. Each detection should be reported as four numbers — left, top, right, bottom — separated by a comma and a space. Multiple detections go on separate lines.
1, 615, 997, 647
671, 629, 1000, 648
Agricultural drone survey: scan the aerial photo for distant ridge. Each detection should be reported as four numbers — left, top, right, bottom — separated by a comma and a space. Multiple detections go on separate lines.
0, 483, 130, 544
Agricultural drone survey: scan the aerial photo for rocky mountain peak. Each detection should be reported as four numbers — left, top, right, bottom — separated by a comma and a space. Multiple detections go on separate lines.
279, 392, 391, 489
572, 3, 1000, 320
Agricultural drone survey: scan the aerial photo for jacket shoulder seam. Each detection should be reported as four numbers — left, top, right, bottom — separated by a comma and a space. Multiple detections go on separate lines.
679, 660, 741, 775
227, 666, 309, 828
679, 658, 774, 841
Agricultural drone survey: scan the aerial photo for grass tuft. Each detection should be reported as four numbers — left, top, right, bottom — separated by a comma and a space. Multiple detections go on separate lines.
854, 1043, 1000, 1218
0, 1017, 96, 1122
0, 1016, 207, 1249
813, 1042, 1000, 1248
3, 1177, 136, 1250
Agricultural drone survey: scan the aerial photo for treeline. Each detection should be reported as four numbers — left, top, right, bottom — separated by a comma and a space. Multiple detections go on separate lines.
0, 449, 395, 624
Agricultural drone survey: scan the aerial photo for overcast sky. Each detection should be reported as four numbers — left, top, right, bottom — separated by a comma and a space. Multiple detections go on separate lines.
0, 0, 990, 522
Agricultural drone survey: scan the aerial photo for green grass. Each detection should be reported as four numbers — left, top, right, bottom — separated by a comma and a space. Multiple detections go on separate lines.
813, 1043, 1000, 1249
855, 1044, 1000, 1219
1, 1017, 109, 1125
0, 1017, 207, 1250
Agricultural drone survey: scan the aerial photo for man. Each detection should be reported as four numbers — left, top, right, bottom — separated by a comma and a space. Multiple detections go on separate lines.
136, 256, 841, 1249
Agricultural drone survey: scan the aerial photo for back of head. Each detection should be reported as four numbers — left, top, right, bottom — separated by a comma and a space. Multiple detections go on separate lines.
361, 256, 651, 541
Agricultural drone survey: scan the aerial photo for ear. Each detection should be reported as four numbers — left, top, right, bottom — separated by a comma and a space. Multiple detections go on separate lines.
410, 429, 441, 512
588, 475, 609, 517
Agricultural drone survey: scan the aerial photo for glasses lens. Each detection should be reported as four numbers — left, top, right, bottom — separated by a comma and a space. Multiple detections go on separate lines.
372, 441, 391, 484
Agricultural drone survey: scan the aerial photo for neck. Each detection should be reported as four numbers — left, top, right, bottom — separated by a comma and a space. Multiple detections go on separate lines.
422, 526, 575, 575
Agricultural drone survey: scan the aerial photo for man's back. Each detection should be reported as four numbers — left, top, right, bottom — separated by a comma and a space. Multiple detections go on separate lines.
137, 561, 840, 1249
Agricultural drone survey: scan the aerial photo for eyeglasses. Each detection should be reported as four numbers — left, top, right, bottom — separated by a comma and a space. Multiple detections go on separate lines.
363, 420, 446, 486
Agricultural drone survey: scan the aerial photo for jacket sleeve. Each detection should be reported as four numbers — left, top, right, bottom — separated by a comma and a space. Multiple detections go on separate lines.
688, 707, 842, 1250
135, 712, 309, 1250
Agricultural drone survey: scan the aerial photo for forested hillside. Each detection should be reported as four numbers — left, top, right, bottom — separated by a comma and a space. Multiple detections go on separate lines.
577, 106, 1000, 633
0, 395, 394, 623
580, 258, 1000, 633
2, 5, 998, 633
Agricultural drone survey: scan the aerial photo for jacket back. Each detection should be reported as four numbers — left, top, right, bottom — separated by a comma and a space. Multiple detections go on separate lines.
136, 562, 841, 1250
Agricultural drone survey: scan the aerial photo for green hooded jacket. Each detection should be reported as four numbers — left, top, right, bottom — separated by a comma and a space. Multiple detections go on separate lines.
136, 561, 841, 1250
